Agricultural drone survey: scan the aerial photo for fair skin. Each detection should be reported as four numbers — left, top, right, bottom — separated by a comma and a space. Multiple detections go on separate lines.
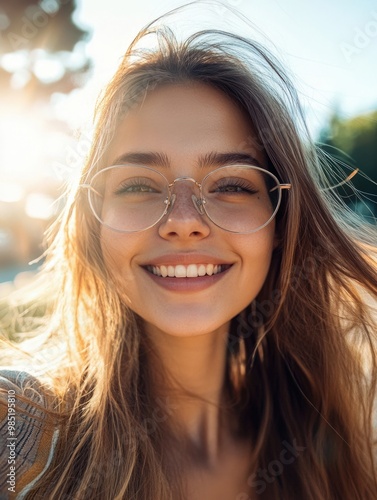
100, 82, 275, 497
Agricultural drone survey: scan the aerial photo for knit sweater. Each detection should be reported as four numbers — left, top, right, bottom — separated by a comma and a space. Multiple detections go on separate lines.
0, 371, 59, 499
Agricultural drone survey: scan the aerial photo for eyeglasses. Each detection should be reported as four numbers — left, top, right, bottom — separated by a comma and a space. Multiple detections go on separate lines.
81, 164, 292, 234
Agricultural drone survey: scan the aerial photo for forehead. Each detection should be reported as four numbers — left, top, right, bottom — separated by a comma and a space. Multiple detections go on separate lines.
107, 82, 265, 168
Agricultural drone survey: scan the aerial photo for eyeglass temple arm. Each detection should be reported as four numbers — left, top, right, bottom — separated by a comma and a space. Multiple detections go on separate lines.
269, 168, 359, 194
269, 183, 292, 193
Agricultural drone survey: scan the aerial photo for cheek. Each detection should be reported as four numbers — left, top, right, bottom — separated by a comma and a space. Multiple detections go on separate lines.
100, 229, 136, 279
238, 228, 275, 285
100, 231, 147, 310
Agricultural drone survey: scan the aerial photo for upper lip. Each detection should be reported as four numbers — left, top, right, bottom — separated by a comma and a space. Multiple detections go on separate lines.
141, 253, 233, 266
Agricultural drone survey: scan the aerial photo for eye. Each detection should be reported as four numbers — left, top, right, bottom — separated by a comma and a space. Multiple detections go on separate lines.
114, 178, 160, 195
212, 178, 259, 194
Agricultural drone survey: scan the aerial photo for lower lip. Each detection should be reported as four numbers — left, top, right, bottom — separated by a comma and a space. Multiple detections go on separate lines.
141, 266, 232, 292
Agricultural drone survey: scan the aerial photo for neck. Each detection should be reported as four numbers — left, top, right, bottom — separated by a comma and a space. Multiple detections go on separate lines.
143, 322, 234, 463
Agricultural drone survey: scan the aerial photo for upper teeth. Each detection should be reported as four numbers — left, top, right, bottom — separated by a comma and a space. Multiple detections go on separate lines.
147, 264, 223, 278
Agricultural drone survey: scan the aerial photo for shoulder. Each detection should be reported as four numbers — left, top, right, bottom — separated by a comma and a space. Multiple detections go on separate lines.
0, 370, 60, 498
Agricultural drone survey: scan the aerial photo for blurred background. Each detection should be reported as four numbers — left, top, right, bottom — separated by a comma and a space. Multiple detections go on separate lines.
0, 0, 376, 293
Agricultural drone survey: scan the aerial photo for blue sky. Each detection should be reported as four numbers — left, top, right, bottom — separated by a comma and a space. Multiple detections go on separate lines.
64, 0, 377, 137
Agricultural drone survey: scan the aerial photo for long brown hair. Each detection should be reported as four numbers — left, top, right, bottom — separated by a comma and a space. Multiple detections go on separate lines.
2, 7, 377, 500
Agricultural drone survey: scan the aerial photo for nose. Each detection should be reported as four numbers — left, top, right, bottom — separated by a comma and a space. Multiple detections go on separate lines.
158, 182, 210, 240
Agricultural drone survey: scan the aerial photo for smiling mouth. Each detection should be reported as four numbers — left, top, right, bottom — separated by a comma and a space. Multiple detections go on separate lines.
145, 264, 232, 278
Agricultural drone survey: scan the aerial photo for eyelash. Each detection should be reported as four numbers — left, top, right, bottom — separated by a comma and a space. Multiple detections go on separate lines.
212, 179, 258, 194
114, 179, 157, 194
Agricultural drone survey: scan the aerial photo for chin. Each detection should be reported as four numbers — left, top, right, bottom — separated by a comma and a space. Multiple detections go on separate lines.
142, 314, 231, 339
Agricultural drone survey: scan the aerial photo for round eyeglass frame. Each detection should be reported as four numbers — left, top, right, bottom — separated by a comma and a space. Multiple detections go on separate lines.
81, 164, 292, 234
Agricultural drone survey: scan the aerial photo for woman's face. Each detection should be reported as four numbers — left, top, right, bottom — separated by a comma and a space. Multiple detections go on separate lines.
100, 82, 276, 338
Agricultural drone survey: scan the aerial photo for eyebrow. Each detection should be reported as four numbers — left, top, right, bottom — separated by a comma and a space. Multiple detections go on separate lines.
199, 152, 263, 169
110, 151, 263, 169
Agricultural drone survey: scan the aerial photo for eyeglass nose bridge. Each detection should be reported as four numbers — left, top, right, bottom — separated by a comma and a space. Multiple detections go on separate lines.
166, 177, 206, 216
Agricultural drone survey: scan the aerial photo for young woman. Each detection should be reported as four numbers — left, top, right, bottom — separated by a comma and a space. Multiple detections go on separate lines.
1, 6, 377, 500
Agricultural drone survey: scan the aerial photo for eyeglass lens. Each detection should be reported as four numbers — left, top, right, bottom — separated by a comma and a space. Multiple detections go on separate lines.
88, 165, 281, 233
